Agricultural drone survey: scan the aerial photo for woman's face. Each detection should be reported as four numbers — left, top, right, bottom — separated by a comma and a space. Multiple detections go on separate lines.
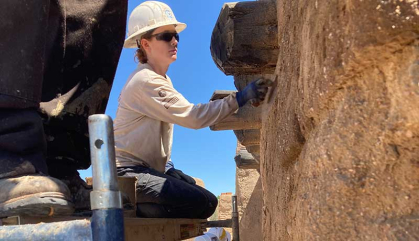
143, 25, 178, 66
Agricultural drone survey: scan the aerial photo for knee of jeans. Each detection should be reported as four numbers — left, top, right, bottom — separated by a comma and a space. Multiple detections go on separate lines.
199, 200, 217, 219
193, 192, 217, 214
196, 191, 218, 218
196, 190, 217, 210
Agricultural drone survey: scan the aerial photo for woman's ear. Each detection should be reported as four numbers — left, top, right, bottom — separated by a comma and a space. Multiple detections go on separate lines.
141, 39, 150, 51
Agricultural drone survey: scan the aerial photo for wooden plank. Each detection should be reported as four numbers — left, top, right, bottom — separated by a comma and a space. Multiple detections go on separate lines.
125, 218, 206, 241
210, 1, 278, 75
206, 219, 232, 228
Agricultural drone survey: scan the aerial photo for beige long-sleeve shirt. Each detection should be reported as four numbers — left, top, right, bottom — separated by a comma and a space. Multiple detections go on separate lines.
114, 63, 239, 173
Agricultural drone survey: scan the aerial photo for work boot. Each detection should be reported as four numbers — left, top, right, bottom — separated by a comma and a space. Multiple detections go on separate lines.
0, 174, 74, 218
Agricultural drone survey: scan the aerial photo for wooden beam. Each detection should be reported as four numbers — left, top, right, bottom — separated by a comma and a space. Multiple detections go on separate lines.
210, 90, 234, 100
234, 129, 260, 146
210, 1, 278, 75
210, 106, 261, 131
235, 148, 259, 169
210, 90, 261, 131
245, 144, 260, 155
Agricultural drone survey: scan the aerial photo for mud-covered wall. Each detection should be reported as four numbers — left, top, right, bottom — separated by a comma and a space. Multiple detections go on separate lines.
236, 168, 262, 241
261, 0, 419, 240
218, 192, 233, 221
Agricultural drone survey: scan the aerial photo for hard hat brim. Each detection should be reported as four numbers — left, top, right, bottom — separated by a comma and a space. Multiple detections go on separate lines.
123, 22, 187, 48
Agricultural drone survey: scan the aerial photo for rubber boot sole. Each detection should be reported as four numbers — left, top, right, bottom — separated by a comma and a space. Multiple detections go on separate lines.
0, 192, 74, 218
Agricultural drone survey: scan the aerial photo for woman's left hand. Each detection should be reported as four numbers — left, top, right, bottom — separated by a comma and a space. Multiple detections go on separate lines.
165, 161, 196, 185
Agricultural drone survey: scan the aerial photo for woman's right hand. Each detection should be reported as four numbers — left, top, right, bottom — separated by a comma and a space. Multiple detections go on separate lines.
235, 78, 273, 107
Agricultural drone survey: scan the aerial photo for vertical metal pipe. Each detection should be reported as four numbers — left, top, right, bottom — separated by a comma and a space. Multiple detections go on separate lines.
91, 209, 124, 241
232, 195, 240, 241
88, 114, 119, 192
88, 114, 124, 241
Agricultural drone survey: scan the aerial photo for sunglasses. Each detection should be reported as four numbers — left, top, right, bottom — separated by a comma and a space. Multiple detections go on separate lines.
151, 32, 180, 42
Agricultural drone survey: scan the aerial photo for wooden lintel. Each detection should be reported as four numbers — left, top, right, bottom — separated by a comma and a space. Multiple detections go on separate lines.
210, 90, 261, 131
235, 149, 260, 169
234, 129, 260, 146
245, 144, 260, 154
210, 1, 278, 75
210, 90, 234, 100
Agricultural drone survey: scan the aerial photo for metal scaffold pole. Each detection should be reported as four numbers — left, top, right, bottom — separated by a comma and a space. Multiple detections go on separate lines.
88, 114, 125, 241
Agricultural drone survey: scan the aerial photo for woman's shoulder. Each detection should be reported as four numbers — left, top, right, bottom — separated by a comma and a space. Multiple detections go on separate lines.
130, 64, 164, 85
122, 68, 148, 92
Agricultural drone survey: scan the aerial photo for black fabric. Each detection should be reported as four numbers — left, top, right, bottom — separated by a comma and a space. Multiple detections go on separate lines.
118, 166, 218, 219
0, 0, 50, 106
0, 0, 127, 177
0, 109, 48, 175
41, 0, 127, 174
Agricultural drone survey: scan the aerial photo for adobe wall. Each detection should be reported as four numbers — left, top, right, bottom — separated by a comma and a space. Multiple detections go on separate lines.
261, 0, 419, 240
236, 167, 263, 241
218, 192, 233, 221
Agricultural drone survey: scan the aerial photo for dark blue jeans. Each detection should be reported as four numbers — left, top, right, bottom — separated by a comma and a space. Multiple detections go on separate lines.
0, 0, 127, 178
117, 166, 218, 219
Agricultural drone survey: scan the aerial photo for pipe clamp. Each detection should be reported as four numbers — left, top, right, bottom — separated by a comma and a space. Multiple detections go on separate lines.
90, 191, 122, 210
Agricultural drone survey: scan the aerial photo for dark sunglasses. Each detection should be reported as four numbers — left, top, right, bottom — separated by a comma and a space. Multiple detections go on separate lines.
151, 32, 179, 42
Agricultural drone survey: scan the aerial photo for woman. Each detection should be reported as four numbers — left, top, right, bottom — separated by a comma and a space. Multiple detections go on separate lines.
114, 1, 271, 218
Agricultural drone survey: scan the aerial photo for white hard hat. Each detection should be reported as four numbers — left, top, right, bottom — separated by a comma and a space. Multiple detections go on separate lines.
207, 228, 231, 241
124, 1, 187, 48
194, 232, 219, 241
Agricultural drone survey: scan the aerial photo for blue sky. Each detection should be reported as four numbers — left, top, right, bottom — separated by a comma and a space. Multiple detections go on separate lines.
79, 0, 251, 196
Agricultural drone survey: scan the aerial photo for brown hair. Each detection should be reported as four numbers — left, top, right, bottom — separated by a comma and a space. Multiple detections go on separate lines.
135, 29, 155, 64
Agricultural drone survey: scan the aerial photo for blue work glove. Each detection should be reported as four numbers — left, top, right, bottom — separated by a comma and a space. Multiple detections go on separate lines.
165, 161, 196, 185
236, 78, 273, 107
